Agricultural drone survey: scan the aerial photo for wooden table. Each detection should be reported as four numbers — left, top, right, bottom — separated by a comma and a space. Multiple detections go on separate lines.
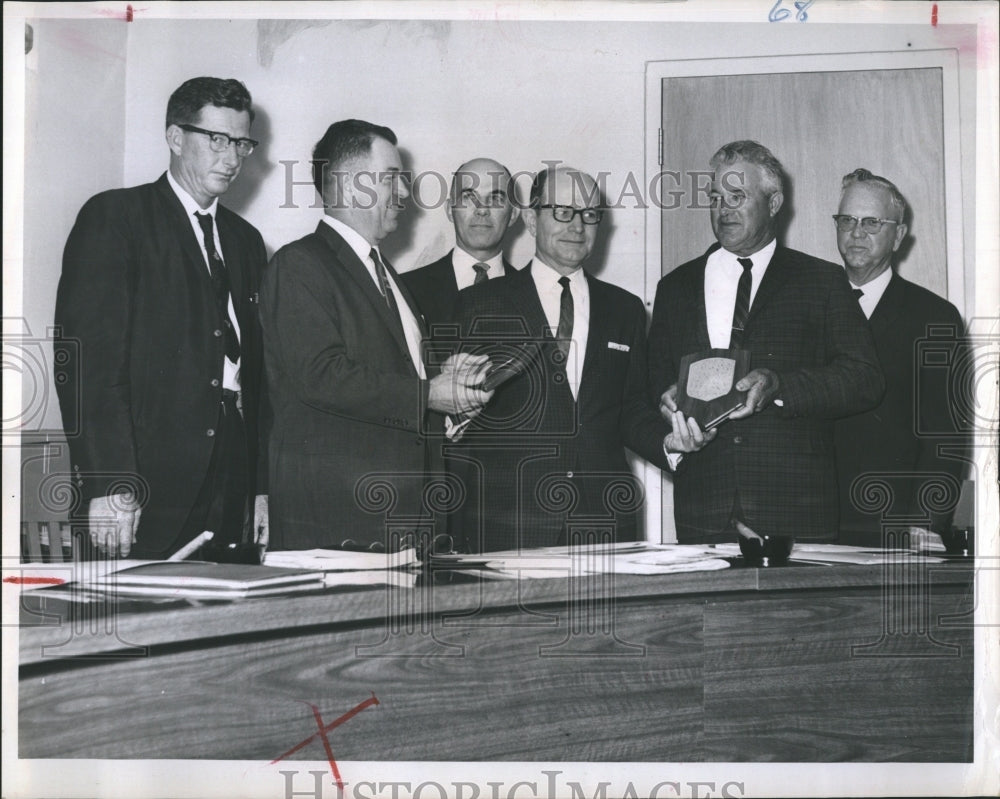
18, 557, 974, 762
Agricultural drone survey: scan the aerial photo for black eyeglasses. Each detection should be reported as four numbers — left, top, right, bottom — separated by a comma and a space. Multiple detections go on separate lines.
537, 204, 603, 225
832, 214, 901, 234
179, 124, 258, 157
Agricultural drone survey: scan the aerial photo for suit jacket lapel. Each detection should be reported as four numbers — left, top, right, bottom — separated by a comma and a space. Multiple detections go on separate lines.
868, 272, 902, 338
315, 222, 416, 370
580, 272, 605, 391
512, 261, 554, 337
384, 255, 428, 339
745, 244, 792, 328
215, 210, 245, 317
155, 175, 216, 294
443, 250, 460, 296
692, 255, 712, 350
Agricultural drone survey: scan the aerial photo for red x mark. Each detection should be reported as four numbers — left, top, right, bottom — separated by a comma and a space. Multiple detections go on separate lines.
271, 693, 380, 788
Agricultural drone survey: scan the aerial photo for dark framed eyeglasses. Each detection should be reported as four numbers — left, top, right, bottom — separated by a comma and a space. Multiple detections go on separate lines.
537, 204, 603, 225
832, 214, 900, 234
179, 124, 258, 157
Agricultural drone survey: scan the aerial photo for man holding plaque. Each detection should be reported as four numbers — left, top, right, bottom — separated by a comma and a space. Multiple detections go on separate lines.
448, 165, 687, 553
648, 141, 884, 544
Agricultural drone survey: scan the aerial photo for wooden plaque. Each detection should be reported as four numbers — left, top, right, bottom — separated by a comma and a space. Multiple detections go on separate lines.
676, 348, 751, 430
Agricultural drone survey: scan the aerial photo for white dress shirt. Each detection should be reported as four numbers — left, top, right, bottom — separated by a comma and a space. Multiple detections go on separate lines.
703, 238, 777, 349
849, 266, 892, 320
531, 258, 590, 400
321, 216, 427, 379
167, 169, 241, 392
451, 248, 506, 291
665, 238, 778, 469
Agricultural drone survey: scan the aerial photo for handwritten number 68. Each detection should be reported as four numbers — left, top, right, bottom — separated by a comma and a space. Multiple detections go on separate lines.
769, 0, 814, 22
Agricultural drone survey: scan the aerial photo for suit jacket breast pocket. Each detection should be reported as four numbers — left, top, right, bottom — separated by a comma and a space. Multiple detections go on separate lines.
598, 343, 631, 382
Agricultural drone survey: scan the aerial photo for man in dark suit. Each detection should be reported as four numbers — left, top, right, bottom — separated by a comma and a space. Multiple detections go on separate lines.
55, 77, 269, 558
833, 169, 967, 546
402, 157, 519, 332
449, 165, 690, 553
648, 141, 884, 544
260, 120, 492, 551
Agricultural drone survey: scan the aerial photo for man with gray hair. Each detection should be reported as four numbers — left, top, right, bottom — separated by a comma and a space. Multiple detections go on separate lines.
833, 168, 966, 546
648, 141, 884, 544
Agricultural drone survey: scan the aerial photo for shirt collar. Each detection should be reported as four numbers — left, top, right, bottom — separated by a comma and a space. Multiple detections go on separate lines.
452, 247, 504, 274
849, 265, 893, 307
533, 255, 584, 286
322, 216, 376, 264
167, 169, 219, 218
720, 237, 777, 270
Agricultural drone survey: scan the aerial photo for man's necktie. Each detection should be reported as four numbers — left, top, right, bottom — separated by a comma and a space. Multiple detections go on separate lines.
370, 248, 401, 318
852, 288, 864, 301
195, 212, 240, 362
556, 276, 574, 363
729, 257, 753, 349
473, 262, 489, 285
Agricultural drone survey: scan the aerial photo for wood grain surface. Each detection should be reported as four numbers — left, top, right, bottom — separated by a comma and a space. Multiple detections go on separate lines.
18, 563, 974, 761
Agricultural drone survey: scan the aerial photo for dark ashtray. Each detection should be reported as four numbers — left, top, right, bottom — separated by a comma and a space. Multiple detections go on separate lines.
738, 534, 795, 566
198, 541, 264, 565
937, 528, 975, 558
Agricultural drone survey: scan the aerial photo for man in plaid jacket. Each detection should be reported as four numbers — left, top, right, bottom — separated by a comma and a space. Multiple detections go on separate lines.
648, 141, 884, 544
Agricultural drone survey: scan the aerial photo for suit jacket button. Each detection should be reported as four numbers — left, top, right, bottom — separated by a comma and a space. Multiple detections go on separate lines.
566, 471, 574, 478
213, 329, 223, 338
210, 378, 220, 387
207, 428, 216, 437
733, 436, 743, 444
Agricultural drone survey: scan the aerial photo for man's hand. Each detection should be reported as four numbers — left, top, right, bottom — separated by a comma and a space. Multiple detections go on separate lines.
253, 494, 269, 554
664, 409, 717, 453
658, 384, 680, 419
88, 492, 141, 557
728, 368, 780, 419
428, 353, 494, 415
734, 519, 763, 542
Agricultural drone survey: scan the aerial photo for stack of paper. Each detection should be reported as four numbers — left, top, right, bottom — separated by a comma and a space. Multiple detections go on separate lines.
442, 542, 731, 579
263, 547, 418, 571
103, 561, 325, 599
709, 542, 947, 565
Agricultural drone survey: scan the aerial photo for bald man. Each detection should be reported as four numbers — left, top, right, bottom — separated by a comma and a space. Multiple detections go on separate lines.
403, 157, 520, 332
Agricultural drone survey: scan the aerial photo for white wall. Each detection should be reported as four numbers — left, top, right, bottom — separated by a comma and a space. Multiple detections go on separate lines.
114, 18, 978, 298
22, 19, 128, 431
18, 14, 983, 446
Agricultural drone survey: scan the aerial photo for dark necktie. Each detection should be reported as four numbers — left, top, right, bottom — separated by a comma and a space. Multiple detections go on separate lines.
729, 257, 754, 349
370, 248, 401, 319
852, 288, 864, 301
473, 262, 489, 285
195, 212, 240, 362
557, 276, 574, 363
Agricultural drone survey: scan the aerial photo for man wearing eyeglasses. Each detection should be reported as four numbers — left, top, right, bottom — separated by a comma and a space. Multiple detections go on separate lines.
648, 141, 884, 545
832, 169, 966, 547
54, 77, 269, 559
403, 157, 519, 332
446, 165, 680, 553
